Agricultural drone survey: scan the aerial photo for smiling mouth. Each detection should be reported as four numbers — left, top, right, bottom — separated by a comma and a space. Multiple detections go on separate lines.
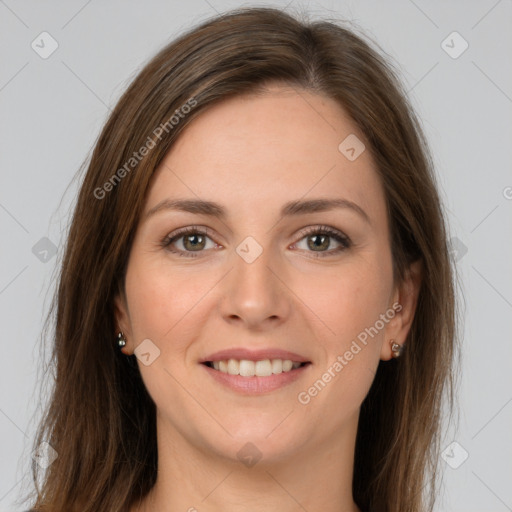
202, 359, 311, 378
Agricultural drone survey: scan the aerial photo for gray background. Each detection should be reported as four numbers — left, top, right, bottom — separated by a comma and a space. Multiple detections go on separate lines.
1, 1, 511, 511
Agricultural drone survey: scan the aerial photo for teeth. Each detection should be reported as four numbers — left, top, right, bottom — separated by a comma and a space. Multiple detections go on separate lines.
227, 359, 239, 375
210, 358, 305, 377
255, 359, 273, 376
271, 359, 283, 374
239, 359, 254, 377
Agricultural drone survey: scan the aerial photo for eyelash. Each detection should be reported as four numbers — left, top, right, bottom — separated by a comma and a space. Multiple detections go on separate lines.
160, 225, 352, 259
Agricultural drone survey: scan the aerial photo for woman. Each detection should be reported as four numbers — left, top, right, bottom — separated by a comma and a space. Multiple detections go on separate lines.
25, 6, 459, 512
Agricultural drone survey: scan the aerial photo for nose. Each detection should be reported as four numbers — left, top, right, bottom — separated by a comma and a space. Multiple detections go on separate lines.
219, 241, 291, 331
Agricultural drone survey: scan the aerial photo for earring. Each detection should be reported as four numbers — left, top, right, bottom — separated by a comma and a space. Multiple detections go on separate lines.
390, 340, 403, 358
117, 332, 126, 348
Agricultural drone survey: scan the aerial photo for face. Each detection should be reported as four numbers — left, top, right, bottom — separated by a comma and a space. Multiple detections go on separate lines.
115, 84, 418, 464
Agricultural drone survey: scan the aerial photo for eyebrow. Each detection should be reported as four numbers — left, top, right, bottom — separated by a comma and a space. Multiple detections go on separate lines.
145, 197, 370, 224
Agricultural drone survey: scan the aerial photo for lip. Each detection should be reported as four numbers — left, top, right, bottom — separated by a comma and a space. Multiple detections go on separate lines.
201, 361, 312, 394
199, 348, 310, 363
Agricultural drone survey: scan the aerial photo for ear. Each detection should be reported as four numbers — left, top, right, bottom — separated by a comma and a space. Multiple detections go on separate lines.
114, 289, 133, 355
381, 259, 423, 361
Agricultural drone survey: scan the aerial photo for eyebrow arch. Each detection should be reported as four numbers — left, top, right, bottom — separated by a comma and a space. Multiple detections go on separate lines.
145, 197, 370, 224
282, 198, 370, 224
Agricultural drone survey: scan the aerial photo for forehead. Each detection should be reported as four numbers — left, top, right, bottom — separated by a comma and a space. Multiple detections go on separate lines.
145, 85, 386, 223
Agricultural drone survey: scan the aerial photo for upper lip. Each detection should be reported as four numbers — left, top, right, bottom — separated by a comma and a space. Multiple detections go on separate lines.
200, 348, 310, 363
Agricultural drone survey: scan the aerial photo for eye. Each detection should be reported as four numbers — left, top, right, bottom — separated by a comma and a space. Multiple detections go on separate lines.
161, 224, 351, 259
292, 225, 351, 257
161, 226, 220, 258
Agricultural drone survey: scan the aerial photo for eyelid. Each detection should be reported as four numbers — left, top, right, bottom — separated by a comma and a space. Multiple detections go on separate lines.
163, 225, 216, 240
294, 224, 350, 244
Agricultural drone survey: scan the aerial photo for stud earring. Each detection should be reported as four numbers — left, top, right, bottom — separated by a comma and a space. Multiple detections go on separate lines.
390, 340, 403, 358
117, 332, 126, 348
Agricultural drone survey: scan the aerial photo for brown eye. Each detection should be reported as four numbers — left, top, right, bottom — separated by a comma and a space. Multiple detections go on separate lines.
294, 226, 351, 257
182, 233, 206, 251
307, 233, 330, 251
162, 227, 218, 257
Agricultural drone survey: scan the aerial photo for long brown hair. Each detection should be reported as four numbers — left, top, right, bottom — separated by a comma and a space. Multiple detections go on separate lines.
23, 6, 460, 512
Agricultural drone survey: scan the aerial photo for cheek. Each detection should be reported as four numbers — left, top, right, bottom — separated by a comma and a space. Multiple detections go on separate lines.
300, 257, 393, 344
124, 253, 208, 342
295, 254, 392, 408
297, 271, 388, 420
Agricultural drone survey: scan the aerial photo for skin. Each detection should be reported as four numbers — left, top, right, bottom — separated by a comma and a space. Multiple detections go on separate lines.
115, 84, 421, 512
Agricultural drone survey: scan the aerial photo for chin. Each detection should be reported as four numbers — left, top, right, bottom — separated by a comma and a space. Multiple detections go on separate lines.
207, 420, 307, 464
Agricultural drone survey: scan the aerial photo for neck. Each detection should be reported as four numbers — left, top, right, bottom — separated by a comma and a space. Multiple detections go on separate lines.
133, 411, 362, 512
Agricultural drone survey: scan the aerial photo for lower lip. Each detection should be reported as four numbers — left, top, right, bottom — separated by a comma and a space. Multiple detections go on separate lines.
201, 363, 311, 394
